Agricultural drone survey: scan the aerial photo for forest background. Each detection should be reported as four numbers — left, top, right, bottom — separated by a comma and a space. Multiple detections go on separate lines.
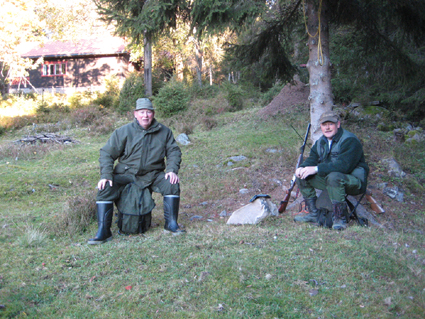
0, 0, 425, 318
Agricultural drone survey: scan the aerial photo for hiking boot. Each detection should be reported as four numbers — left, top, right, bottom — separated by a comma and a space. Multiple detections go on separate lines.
294, 197, 319, 223
332, 201, 348, 231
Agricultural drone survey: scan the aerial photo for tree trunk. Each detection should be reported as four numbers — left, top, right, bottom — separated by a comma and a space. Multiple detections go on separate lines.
175, 54, 184, 81
144, 33, 152, 97
209, 64, 213, 86
306, 0, 333, 142
194, 40, 203, 87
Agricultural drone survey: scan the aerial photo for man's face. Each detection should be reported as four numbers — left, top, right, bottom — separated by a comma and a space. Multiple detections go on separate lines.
320, 121, 340, 140
134, 109, 154, 129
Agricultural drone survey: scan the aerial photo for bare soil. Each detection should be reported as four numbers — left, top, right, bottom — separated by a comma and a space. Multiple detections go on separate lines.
258, 79, 309, 118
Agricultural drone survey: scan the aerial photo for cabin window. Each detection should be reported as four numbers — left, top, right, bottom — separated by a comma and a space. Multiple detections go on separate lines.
42, 62, 67, 76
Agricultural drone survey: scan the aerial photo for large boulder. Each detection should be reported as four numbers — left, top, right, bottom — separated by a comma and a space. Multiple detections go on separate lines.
227, 197, 278, 225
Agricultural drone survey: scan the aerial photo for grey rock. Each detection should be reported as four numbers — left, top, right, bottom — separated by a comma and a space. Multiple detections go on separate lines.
229, 155, 247, 162
190, 215, 203, 221
383, 186, 404, 202
227, 198, 278, 225
239, 188, 249, 194
266, 148, 278, 153
375, 182, 388, 189
219, 210, 227, 217
176, 133, 191, 145
381, 158, 406, 178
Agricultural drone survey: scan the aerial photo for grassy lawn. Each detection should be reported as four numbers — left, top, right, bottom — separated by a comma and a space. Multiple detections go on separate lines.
1, 105, 424, 318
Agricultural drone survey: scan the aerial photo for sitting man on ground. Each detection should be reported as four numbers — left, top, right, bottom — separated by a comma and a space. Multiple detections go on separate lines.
294, 110, 369, 230
88, 98, 184, 245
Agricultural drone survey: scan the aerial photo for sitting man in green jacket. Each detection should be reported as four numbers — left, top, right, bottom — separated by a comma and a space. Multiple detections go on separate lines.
88, 98, 184, 245
294, 111, 369, 230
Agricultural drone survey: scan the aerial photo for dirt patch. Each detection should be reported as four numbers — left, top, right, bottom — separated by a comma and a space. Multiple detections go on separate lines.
258, 79, 309, 118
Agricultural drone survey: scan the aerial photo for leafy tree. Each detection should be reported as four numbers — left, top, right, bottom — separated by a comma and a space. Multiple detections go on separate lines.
95, 0, 190, 97
0, 0, 44, 94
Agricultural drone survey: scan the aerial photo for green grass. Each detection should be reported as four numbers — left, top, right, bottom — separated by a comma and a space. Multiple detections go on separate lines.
0, 105, 424, 318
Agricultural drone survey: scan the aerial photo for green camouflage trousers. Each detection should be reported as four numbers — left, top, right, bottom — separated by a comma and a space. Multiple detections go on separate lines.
297, 171, 362, 202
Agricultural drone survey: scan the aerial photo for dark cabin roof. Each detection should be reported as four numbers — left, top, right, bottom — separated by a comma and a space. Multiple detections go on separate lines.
20, 37, 127, 59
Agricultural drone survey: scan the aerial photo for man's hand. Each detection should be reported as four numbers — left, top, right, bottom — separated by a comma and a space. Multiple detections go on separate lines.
165, 172, 179, 184
98, 179, 113, 190
296, 166, 317, 179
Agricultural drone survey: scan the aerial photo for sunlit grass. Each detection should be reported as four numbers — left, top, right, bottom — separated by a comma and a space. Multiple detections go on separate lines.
0, 100, 424, 318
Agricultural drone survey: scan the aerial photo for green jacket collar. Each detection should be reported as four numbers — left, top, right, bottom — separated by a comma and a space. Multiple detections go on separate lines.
133, 118, 161, 133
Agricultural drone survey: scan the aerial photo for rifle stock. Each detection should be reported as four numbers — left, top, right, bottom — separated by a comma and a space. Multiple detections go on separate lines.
278, 185, 293, 213
278, 124, 311, 213
365, 194, 385, 214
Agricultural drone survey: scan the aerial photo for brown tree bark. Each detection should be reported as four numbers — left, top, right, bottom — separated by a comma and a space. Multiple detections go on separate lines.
305, 0, 334, 142
144, 32, 152, 97
194, 40, 203, 87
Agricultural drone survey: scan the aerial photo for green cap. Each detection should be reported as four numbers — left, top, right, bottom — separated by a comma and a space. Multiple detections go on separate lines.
135, 98, 154, 111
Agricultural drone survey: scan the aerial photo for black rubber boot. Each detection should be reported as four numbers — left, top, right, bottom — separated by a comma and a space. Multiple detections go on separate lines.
294, 197, 319, 223
163, 195, 186, 234
332, 201, 348, 231
88, 201, 114, 244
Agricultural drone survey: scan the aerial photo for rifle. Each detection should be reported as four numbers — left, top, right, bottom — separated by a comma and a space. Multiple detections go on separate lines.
278, 123, 311, 213
365, 189, 385, 214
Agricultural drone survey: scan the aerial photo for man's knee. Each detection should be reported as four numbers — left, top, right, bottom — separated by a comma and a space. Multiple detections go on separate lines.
325, 172, 349, 187
153, 180, 180, 196
165, 182, 180, 196
96, 181, 129, 202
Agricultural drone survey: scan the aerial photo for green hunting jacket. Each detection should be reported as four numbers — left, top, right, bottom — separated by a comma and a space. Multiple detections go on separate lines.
99, 118, 181, 185
300, 127, 369, 192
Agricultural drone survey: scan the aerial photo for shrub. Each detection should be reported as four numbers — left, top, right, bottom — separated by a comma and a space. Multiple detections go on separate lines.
201, 116, 218, 131
223, 82, 244, 112
89, 114, 116, 136
48, 190, 97, 237
154, 79, 189, 117
70, 107, 104, 127
119, 72, 145, 113
93, 75, 121, 109
68, 91, 94, 109
0, 114, 37, 131
188, 82, 220, 99
93, 94, 117, 109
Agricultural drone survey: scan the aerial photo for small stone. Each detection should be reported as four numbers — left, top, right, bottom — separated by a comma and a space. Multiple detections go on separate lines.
309, 289, 318, 296
239, 188, 249, 194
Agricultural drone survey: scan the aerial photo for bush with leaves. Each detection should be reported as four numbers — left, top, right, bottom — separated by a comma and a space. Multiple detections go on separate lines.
93, 75, 120, 109
154, 79, 189, 117
68, 91, 94, 109
118, 72, 145, 113
222, 82, 244, 112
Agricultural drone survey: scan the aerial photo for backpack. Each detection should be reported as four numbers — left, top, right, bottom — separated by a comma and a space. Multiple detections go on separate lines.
117, 211, 152, 234
317, 208, 333, 228
316, 197, 369, 229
